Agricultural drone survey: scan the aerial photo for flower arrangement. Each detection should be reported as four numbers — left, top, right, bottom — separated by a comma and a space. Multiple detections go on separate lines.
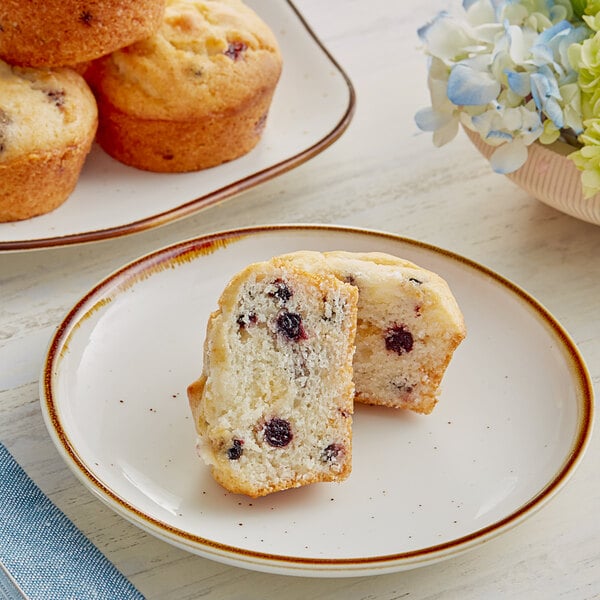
415, 0, 600, 199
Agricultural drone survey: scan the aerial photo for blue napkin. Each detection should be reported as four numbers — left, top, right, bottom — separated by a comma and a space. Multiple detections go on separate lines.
0, 443, 145, 600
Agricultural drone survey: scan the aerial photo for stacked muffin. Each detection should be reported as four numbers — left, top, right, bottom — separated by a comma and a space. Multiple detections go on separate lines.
0, 0, 282, 221
85, 0, 283, 172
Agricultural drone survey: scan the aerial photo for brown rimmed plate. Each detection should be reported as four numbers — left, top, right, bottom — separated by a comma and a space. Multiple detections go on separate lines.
40, 225, 593, 577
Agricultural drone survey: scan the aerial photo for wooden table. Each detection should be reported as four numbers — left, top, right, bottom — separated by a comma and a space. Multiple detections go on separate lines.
1, 1, 598, 597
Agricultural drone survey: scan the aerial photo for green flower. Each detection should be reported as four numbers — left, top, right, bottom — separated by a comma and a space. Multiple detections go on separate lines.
569, 33, 600, 121
569, 13, 600, 194
572, 0, 600, 18
584, 0, 600, 16
540, 119, 562, 143
505, 0, 574, 29
570, 118, 600, 196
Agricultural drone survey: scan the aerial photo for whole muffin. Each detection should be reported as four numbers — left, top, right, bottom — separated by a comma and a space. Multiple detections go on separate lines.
0, 60, 98, 222
0, 0, 166, 68
85, 0, 283, 172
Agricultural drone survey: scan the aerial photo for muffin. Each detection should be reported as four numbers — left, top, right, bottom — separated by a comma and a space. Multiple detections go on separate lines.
84, 0, 283, 172
0, 0, 166, 67
280, 251, 467, 414
0, 60, 98, 222
187, 257, 358, 497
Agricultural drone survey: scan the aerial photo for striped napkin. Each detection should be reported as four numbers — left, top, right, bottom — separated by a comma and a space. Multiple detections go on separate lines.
0, 443, 145, 600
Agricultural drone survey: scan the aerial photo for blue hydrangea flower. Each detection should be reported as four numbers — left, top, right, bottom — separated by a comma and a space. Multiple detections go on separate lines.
416, 0, 589, 173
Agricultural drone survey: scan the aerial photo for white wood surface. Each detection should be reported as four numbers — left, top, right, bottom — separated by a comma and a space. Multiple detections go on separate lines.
1, 1, 599, 598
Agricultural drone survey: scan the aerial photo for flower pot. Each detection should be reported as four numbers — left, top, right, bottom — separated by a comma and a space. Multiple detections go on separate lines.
464, 126, 600, 226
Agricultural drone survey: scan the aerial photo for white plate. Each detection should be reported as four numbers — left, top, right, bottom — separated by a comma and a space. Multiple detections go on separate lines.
0, 2, 354, 252
41, 225, 594, 577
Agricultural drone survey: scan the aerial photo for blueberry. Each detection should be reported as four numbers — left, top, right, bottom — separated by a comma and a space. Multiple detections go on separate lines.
392, 379, 414, 393
385, 324, 414, 355
321, 443, 345, 463
276, 311, 306, 341
264, 418, 292, 447
224, 41, 247, 61
236, 312, 257, 328
79, 10, 93, 25
268, 279, 292, 304
227, 439, 244, 460
45, 89, 66, 108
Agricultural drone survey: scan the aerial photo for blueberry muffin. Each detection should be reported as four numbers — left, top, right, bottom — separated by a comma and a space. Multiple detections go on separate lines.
85, 0, 283, 172
187, 257, 358, 497
280, 251, 467, 414
0, 0, 166, 67
0, 60, 98, 221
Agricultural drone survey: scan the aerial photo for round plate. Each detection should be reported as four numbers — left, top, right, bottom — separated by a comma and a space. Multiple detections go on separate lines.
40, 225, 594, 577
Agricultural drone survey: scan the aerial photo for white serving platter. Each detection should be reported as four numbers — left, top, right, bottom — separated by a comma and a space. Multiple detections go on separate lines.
0, 2, 354, 251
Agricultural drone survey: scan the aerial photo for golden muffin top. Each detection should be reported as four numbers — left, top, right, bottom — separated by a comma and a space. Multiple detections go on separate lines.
87, 0, 282, 120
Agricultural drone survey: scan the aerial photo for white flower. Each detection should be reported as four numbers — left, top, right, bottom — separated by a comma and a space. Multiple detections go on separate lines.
465, 103, 543, 172
447, 61, 502, 105
414, 57, 461, 146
